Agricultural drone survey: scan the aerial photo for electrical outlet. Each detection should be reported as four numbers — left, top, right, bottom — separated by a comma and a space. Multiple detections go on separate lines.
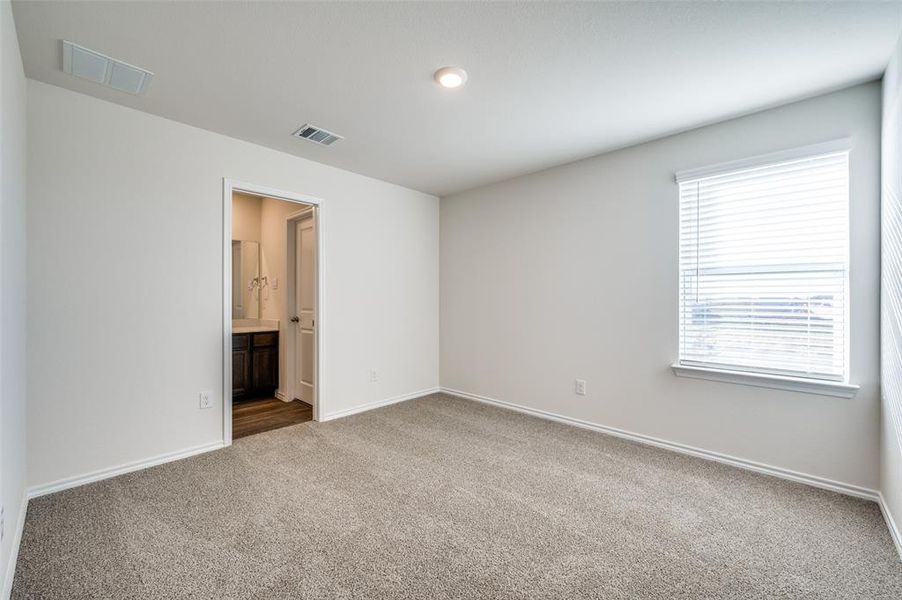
369, 369, 378, 383
575, 379, 587, 396
199, 390, 213, 409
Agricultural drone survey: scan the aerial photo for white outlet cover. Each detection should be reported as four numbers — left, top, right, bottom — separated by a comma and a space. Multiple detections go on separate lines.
199, 390, 214, 409
575, 379, 587, 395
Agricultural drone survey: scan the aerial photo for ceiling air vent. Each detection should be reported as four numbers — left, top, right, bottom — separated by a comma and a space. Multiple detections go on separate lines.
61, 40, 153, 95
292, 124, 343, 146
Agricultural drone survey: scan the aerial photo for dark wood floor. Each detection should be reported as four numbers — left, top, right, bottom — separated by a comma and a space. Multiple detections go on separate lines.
233, 397, 313, 440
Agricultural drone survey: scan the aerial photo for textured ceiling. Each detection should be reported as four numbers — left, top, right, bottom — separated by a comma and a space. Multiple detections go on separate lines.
11, 1, 902, 196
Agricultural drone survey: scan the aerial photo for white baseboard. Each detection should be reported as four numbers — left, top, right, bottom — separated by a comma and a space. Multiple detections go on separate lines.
27, 441, 225, 500
1, 492, 28, 600
320, 387, 440, 422
274, 389, 287, 402
878, 493, 902, 561
440, 387, 880, 502
26, 386, 442, 499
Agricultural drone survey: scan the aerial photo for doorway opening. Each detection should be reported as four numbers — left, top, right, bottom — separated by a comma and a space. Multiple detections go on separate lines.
223, 179, 322, 444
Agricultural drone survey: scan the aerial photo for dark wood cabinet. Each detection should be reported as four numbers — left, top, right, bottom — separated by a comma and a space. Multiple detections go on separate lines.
232, 331, 278, 402
232, 334, 250, 398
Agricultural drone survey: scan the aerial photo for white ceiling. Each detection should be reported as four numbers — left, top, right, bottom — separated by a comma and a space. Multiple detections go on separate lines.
11, 1, 902, 196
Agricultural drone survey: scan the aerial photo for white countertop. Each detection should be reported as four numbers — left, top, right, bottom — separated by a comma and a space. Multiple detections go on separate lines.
232, 319, 279, 334
233, 325, 279, 334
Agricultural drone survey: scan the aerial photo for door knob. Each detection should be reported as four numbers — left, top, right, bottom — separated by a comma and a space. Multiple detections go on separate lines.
290, 316, 300, 323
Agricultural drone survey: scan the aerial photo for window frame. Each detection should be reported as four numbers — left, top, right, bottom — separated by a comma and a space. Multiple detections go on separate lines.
671, 139, 858, 398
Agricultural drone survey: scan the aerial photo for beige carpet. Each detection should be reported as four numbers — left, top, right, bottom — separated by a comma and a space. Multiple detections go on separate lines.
12, 393, 902, 598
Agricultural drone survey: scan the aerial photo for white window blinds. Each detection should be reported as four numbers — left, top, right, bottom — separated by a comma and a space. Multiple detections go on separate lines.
677, 147, 850, 382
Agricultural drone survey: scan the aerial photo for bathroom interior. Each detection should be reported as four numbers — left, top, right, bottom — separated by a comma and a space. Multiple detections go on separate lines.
231, 190, 317, 439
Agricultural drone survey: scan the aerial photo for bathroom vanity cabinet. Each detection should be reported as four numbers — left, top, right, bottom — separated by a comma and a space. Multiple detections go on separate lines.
232, 331, 279, 402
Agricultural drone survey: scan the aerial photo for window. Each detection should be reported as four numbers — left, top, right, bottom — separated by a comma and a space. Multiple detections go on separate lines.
676, 142, 851, 386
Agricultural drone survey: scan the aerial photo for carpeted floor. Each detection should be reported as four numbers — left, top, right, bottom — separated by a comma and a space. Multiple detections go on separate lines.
12, 393, 902, 599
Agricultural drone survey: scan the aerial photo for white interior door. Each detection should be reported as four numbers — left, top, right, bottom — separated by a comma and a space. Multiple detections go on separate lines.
293, 216, 316, 406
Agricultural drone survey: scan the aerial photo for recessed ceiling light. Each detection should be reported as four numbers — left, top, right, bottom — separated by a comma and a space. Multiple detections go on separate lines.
434, 66, 467, 89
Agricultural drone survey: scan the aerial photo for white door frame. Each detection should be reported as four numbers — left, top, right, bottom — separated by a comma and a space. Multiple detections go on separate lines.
222, 178, 324, 446
284, 206, 316, 411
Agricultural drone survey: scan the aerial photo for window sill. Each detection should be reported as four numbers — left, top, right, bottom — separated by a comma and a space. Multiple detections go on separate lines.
670, 364, 859, 398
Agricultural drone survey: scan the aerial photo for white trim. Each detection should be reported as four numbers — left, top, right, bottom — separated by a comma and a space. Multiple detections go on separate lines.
284, 208, 318, 416
320, 387, 440, 422
226, 179, 321, 206
25, 387, 435, 497
274, 389, 288, 402
439, 387, 879, 501
223, 179, 233, 446
223, 178, 325, 443
674, 137, 852, 182
671, 364, 859, 398
26, 441, 224, 500
1, 493, 28, 600
285, 206, 314, 221
878, 492, 902, 561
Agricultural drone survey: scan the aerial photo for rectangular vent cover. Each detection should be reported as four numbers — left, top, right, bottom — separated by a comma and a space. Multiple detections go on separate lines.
62, 40, 153, 95
292, 124, 343, 146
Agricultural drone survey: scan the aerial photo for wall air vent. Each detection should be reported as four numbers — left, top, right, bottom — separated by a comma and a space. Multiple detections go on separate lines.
62, 40, 153, 95
292, 124, 343, 146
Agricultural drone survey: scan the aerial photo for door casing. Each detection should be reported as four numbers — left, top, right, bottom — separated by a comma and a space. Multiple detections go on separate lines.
222, 179, 324, 446
286, 208, 317, 411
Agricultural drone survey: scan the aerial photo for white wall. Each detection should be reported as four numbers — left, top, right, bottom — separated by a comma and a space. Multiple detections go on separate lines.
26, 80, 439, 490
881, 35, 902, 554
231, 192, 262, 242
441, 82, 881, 491
0, 0, 27, 594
